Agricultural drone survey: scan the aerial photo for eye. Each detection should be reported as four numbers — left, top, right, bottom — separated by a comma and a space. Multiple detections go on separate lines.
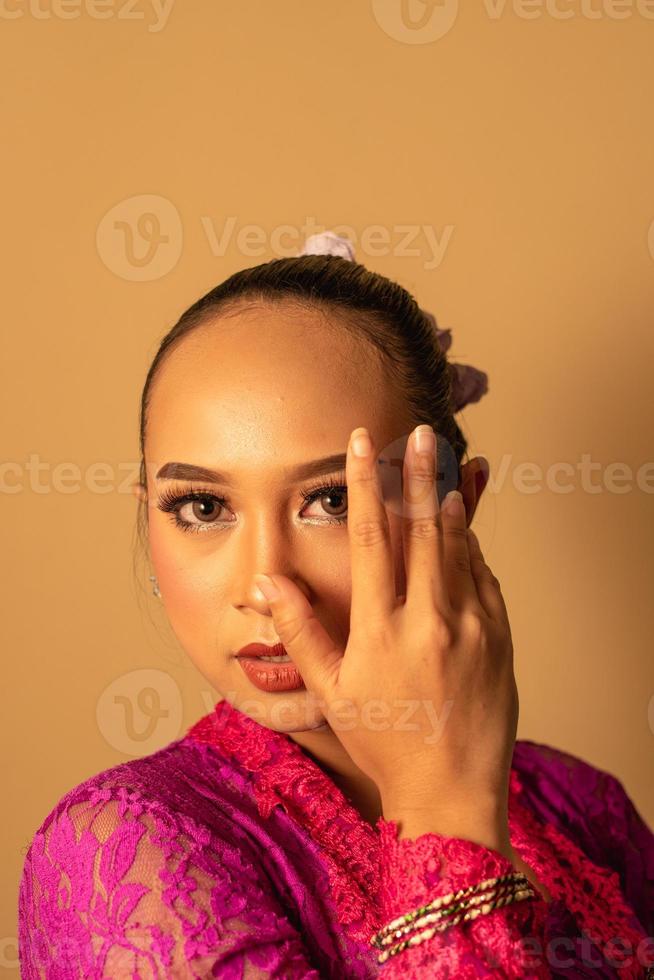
155, 476, 350, 534
178, 495, 225, 524
299, 480, 348, 523
156, 488, 230, 534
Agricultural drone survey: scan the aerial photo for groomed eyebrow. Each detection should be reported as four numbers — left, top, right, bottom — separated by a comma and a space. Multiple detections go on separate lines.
155, 453, 350, 487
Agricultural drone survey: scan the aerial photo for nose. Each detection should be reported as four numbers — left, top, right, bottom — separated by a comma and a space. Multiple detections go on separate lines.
231, 517, 310, 612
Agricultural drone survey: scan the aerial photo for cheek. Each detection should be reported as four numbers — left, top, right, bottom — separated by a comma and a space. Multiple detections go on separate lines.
148, 531, 226, 657
149, 527, 184, 599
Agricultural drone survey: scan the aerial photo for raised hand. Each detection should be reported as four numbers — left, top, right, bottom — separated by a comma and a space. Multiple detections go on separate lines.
253, 424, 519, 854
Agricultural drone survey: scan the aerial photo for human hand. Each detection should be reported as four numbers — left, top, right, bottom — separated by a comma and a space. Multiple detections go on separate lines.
253, 424, 519, 848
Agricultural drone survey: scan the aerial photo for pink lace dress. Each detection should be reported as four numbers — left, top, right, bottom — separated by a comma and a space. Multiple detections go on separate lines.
18, 698, 654, 978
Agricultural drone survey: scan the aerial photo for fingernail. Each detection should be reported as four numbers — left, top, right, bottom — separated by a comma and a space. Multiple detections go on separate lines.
442, 490, 464, 516
253, 575, 280, 602
351, 428, 371, 457
414, 424, 435, 453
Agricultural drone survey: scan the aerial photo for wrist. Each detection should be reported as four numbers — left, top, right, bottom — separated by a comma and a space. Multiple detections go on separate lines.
381, 797, 512, 857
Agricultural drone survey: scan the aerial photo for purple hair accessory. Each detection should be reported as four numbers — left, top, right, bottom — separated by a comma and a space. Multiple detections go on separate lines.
300, 231, 356, 262
422, 311, 489, 413
299, 231, 489, 413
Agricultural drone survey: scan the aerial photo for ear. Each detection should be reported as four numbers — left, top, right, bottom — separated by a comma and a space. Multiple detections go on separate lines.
131, 482, 147, 503
457, 457, 489, 527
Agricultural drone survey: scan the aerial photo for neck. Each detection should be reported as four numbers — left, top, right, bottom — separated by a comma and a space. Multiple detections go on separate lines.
289, 726, 383, 828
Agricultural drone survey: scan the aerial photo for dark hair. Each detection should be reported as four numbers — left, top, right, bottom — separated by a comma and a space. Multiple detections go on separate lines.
135, 254, 469, 553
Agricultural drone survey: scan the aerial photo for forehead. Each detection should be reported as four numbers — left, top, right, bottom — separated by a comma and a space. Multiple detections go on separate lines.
144, 302, 407, 479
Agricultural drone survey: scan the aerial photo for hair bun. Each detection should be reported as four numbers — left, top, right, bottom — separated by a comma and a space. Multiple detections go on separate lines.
299, 231, 356, 262
298, 231, 488, 414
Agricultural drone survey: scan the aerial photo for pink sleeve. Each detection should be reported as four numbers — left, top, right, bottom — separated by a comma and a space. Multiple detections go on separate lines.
592, 769, 654, 936
374, 818, 550, 978
18, 787, 322, 979
528, 742, 654, 935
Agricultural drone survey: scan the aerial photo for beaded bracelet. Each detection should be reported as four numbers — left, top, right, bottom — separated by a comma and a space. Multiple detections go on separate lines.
374, 876, 535, 948
369, 871, 530, 948
376, 885, 536, 964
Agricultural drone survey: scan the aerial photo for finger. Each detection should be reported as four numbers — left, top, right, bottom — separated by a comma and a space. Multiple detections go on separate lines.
252, 573, 343, 698
440, 489, 482, 610
402, 424, 449, 613
466, 528, 510, 624
347, 427, 397, 629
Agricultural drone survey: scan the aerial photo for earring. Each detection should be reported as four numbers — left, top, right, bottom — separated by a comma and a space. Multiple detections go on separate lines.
149, 574, 162, 599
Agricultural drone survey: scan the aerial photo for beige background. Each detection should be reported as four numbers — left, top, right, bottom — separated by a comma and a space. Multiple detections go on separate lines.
3, 1, 654, 972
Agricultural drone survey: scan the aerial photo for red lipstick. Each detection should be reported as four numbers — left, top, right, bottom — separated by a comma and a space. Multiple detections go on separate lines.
235, 643, 305, 692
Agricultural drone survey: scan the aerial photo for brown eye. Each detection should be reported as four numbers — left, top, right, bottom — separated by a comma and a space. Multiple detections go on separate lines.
156, 489, 232, 534
301, 485, 348, 522
181, 497, 223, 523
321, 489, 347, 517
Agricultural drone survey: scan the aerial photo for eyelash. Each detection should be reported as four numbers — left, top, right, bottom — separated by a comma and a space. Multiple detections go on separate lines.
156, 477, 349, 534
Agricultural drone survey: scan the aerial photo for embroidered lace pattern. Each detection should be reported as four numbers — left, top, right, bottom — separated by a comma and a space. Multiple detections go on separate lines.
18, 698, 654, 978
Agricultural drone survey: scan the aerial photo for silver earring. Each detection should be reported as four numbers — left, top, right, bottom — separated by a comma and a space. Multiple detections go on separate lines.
149, 574, 162, 599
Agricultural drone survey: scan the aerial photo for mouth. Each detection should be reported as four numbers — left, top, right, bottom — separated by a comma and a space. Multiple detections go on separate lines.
234, 642, 292, 663
234, 642, 305, 692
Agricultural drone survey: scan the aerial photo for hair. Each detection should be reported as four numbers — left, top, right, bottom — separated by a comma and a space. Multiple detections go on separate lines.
134, 254, 469, 560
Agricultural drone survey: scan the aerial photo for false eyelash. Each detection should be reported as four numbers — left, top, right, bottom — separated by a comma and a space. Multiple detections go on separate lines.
155, 475, 349, 534
156, 484, 223, 513
298, 474, 348, 506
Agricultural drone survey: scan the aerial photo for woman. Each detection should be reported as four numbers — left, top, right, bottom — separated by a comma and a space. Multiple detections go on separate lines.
18, 233, 654, 978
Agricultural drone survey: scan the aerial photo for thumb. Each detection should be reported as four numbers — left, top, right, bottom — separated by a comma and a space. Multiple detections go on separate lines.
253, 574, 343, 697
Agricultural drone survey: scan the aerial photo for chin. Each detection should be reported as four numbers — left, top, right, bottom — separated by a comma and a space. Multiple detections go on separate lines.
228, 688, 329, 734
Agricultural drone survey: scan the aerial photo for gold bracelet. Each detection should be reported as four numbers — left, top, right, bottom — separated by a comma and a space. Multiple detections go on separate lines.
376, 886, 536, 964
375, 878, 535, 947
369, 871, 529, 948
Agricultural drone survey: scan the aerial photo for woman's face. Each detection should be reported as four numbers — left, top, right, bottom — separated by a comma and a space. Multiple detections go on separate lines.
138, 301, 476, 734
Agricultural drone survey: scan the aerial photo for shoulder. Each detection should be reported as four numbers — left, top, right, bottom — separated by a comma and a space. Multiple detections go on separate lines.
28, 735, 183, 828
19, 731, 275, 931
23, 728, 256, 864
511, 736, 644, 834
512, 737, 632, 816
512, 738, 654, 933
18, 735, 316, 979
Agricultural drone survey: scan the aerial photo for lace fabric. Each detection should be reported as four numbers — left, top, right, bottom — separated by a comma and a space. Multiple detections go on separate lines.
18, 698, 654, 978
19, 788, 325, 978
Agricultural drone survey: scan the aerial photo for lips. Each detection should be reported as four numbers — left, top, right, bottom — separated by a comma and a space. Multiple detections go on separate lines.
235, 642, 305, 692
235, 642, 288, 658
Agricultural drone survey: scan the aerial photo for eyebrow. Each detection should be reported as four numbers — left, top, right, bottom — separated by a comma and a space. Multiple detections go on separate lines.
155, 453, 351, 487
